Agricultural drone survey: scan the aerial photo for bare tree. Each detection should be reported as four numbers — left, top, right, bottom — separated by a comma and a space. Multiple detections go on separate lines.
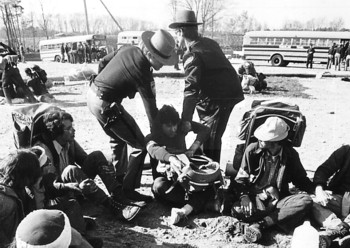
329, 17, 344, 31
170, 0, 225, 35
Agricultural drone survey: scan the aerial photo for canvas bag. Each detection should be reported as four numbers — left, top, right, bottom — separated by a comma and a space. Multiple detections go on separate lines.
12, 103, 61, 148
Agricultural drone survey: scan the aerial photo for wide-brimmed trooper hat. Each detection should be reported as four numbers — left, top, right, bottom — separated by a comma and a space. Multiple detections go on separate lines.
15, 209, 82, 248
254, 116, 290, 142
169, 10, 203, 29
141, 29, 177, 66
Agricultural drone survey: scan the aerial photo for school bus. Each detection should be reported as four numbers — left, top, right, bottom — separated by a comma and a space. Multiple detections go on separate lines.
116, 30, 177, 49
39, 34, 107, 62
242, 31, 350, 66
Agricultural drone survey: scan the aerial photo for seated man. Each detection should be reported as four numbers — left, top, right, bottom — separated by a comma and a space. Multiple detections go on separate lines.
29, 146, 103, 248
231, 117, 314, 243
312, 145, 350, 248
146, 105, 219, 225
237, 60, 267, 93
34, 109, 143, 222
24, 67, 54, 102
0, 56, 37, 105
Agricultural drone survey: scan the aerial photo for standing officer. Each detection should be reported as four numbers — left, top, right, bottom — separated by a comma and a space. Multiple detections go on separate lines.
306, 43, 315, 69
87, 29, 177, 203
169, 10, 244, 163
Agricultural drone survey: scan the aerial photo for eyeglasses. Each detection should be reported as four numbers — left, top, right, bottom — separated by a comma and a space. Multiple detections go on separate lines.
175, 28, 183, 35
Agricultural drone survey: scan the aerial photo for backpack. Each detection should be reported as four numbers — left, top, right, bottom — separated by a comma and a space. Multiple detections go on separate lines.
166, 155, 224, 200
32, 65, 48, 83
12, 103, 61, 148
226, 99, 306, 178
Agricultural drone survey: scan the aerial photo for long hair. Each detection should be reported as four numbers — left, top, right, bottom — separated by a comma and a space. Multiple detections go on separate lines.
43, 110, 73, 140
0, 149, 41, 189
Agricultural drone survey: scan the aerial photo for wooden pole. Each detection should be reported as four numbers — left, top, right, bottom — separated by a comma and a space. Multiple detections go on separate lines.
83, 0, 90, 34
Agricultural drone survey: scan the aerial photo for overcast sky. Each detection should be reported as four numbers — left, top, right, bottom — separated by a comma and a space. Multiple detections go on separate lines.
20, 0, 350, 29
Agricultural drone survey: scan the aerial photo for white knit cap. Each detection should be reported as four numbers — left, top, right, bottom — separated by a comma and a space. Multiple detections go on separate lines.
16, 209, 72, 248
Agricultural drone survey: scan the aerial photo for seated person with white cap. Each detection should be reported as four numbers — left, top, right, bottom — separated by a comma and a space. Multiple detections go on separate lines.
231, 116, 314, 243
11, 209, 93, 248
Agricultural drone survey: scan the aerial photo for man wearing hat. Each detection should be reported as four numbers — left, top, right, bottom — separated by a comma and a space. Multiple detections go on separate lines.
232, 117, 314, 243
169, 10, 244, 164
87, 29, 177, 203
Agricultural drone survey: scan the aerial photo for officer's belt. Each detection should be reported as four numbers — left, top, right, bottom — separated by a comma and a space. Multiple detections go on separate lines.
90, 82, 121, 103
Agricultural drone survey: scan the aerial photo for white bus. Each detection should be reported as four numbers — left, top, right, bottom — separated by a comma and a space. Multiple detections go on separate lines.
39, 34, 107, 62
242, 31, 350, 66
116, 30, 177, 49
117, 31, 144, 49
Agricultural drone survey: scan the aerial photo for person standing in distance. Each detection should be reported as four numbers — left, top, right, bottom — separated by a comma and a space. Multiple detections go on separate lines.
169, 10, 244, 163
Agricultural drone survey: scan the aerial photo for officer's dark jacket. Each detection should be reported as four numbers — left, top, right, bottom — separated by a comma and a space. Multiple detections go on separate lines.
94, 45, 157, 123
313, 145, 350, 195
181, 37, 244, 121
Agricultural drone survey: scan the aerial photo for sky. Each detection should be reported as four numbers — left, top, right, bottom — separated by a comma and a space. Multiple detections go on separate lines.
19, 0, 350, 30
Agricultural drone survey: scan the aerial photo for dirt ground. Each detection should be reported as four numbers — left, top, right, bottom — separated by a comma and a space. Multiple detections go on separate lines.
2, 61, 350, 247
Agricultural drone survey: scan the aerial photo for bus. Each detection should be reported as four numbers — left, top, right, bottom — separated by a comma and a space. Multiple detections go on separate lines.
116, 30, 177, 49
117, 31, 144, 49
39, 34, 107, 62
242, 31, 350, 66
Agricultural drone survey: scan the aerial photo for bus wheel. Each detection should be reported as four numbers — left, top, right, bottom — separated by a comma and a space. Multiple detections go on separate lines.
271, 55, 283, 66
54, 55, 61, 62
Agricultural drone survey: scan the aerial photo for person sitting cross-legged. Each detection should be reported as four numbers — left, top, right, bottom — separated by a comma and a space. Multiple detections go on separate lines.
312, 145, 350, 248
33, 109, 143, 222
146, 105, 221, 225
231, 117, 314, 243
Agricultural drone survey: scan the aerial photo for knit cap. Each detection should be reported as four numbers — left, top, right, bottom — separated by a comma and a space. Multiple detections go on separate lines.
16, 209, 81, 248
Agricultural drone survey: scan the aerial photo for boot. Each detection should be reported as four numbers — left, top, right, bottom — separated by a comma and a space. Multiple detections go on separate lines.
107, 197, 141, 221
243, 219, 267, 243
319, 222, 350, 248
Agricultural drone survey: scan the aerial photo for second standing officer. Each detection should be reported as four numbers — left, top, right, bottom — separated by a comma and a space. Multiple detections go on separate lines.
169, 10, 244, 163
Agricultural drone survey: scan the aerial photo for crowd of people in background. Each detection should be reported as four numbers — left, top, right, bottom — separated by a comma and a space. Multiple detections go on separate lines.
61, 42, 106, 64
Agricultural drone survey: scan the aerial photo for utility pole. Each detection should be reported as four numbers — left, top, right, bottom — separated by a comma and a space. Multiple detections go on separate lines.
30, 12, 35, 51
83, 0, 90, 34
98, 0, 123, 31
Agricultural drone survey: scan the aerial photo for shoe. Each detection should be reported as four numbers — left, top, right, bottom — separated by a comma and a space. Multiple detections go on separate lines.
243, 223, 263, 243
319, 222, 350, 248
170, 208, 186, 225
109, 198, 141, 221
84, 216, 97, 231
85, 236, 103, 248
111, 193, 147, 208
124, 190, 153, 203
339, 234, 350, 248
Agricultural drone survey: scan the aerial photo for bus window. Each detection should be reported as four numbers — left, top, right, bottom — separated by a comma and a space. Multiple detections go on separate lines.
309, 39, 316, 45
283, 38, 291, 45
267, 37, 274, 45
258, 37, 266, 45
250, 37, 258, 45
275, 38, 283, 45
300, 38, 308, 45
293, 38, 300, 46
318, 38, 327, 46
